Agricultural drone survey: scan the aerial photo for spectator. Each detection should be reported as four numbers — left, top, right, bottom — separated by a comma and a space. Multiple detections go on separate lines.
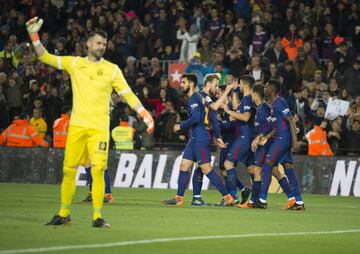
321, 23, 336, 60
162, 112, 186, 147
278, 60, 298, 96
323, 60, 341, 85
146, 57, 162, 88
306, 70, 329, 97
184, 52, 209, 88
249, 23, 267, 56
225, 48, 247, 77
281, 23, 303, 60
305, 117, 333, 156
264, 39, 288, 64
0, 112, 48, 147
30, 108, 47, 139
242, 55, 269, 83
293, 47, 316, 83
332, 41, 352, 75
198, 35, 215, 66
208, 8, 225, 43
0, 84, 9, 131
343, 120, 360, 155
231, 17, 250, 48
123, 56, 138, 86
327, 119, 343, 156
342, 59, 360, 98
6, 76, 22, 121
133, 113, 154, 150
177, 21, 200, 64
111, 115, 135, 150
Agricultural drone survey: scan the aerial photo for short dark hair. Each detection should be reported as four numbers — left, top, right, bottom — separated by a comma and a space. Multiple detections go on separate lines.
61, 105, 71, 114
252, 83, 265, 99
240, 75, 255, 88
88, 29, 108, 40
181, 73, 198, 86
266, 79, 280, 93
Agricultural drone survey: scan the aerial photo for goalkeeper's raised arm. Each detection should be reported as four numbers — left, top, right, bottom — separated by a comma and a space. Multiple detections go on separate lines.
26, 16, 154, 134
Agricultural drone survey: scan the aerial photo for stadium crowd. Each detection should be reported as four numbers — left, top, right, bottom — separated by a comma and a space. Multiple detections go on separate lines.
0, 0, 359, 155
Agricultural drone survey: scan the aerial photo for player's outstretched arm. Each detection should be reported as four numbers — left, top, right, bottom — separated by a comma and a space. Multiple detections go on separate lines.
26, 16, 72, 70
209, 83, 234, 111
26, 17, 46, 57
112, 67, 154, 134
222, 103, 251, 122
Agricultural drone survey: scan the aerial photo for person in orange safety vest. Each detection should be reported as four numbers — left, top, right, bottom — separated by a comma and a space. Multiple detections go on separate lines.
0, 112, 48, 147
305, 117, 333, 156
53, 105, 71, 148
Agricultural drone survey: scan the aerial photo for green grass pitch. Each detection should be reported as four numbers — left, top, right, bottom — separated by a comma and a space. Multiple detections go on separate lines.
0, 183, 359, 254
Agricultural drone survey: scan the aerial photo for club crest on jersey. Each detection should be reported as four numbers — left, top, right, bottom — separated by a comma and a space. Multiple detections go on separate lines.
97, 69, 104, 76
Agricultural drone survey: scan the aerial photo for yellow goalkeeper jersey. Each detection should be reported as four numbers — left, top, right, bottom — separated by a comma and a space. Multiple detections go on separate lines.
39, 51, 140, 131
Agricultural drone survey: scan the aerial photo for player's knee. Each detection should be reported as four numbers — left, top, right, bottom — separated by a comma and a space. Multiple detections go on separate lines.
224, 160, 234, 170
247, 165, 255, 174
90, 165, 105, 179
253, 166, 262, 181
200, 163, 212, 174
63, 166, 77, 178
272, 166, 283, 181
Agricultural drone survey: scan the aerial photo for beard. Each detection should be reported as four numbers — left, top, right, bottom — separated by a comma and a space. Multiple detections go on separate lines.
181, 86, 190, 94
92, 48, 105, 60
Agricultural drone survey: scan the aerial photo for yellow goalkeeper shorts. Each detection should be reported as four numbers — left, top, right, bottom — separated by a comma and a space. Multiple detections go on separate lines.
63, 125, 109, 168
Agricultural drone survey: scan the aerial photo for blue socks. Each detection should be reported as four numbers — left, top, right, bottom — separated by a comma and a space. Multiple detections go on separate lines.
259, 163, 272, 202
176, 171, 190, 197
85, 167, 112, 194
207, 170, 228, 196
104, 169, 111, 194
225, 168, 238, 198
285, 168, 303, 204
85, 167, 92, 192
237, 177, 245, 192
250, 181, 261, 203
192, 167, 203, 197
278, 176, 293, 199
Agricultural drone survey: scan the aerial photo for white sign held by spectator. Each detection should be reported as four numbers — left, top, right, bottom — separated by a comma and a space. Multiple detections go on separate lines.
325, 98, 349, 120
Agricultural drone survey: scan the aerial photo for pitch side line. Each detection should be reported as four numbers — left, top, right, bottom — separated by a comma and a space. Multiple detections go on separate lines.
1, 229, 360, 254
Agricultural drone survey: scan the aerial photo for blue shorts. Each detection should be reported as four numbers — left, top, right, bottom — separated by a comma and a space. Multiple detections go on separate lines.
182, 139, 211, 165
226, 136, 252, 165
266, 136, 293, 164
244, 152, 254, 167
254, 138, 273, 167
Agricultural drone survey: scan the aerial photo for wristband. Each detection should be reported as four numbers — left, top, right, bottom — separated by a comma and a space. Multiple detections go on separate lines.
29, 33, 40, 42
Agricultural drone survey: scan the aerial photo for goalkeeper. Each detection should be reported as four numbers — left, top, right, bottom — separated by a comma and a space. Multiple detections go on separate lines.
26, 17, 154, 228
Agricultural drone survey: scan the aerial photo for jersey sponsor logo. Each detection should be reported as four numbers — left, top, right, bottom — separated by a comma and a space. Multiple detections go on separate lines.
98, 141, 107, 151
266, 116, 272, 122
271, 117, 277, 122
190, 103, 198, 109
244, 105, 251, 110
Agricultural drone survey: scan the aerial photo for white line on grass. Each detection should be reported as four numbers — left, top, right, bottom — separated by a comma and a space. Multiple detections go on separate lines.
1, 229, 359, 254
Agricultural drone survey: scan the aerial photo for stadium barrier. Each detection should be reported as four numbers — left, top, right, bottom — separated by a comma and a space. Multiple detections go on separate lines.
0, 147, 359, 197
